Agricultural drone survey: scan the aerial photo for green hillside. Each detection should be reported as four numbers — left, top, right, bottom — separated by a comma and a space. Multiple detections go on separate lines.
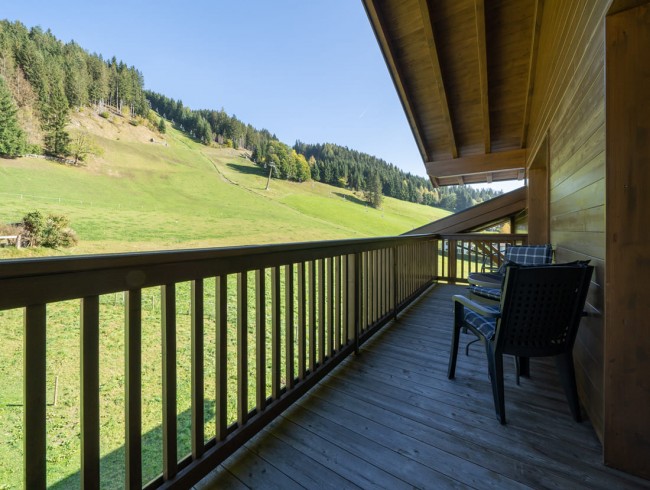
0, 109, 448, 257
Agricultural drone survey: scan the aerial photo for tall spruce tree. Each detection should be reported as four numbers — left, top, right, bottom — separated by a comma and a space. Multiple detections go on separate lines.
364, 171, 383, 209
42, 83, 70, 157
0, 77, 26, 157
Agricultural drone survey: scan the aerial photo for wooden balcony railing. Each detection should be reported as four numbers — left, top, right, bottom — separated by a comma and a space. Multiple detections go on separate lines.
434, 233, 528, 283
0, 234, 436, 489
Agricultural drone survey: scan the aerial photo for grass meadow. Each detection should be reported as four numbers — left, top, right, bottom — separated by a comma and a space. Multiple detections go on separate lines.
0, 112, 448, 487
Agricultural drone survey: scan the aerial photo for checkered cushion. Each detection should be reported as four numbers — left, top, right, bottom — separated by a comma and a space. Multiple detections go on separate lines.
469, 285, 502, 301
464, 305, 500, 340
498, 244, 553, 273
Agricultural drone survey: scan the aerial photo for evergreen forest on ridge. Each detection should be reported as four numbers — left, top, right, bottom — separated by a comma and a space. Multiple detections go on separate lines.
0, 19, 500, 222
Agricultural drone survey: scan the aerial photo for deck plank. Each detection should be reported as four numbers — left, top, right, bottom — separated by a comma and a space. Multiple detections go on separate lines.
198, 284, 650, 490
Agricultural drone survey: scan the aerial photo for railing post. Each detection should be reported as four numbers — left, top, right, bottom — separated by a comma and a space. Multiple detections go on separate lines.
272, 266, 283, 396
392, 246, 398, 318
432, 238, 439, 281
81, 296, 100, 489
125, 289, 142, 489
255, 269, 266, 411
191, 280, 205, 459
162, 283, 178, 480
346, 254, 355, 346
24, 304, 47, 490
237, 273, 248, 427
448, 239, 458, 283
215, 276, 228, 442
354, 252, 362, 353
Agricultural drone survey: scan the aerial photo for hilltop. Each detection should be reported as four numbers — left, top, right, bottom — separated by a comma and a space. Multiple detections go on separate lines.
0, 108, 448, 256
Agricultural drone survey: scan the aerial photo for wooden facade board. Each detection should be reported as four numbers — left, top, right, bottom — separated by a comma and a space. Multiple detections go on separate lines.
551, 151, 605, 206
556, 247, 605, 289
550, 178, 605, 219
524, 1, 611, 444
550, 205, 605, 233
551, 123, 604, 190
605, 4, 650, 478
528, 1, 605, 157
551, 231, 604, 260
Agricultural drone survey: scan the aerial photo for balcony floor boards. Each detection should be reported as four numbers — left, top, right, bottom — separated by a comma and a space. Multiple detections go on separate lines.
196, 284, 649, 490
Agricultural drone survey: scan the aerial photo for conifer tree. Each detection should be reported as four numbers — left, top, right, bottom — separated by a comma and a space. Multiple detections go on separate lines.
364, 171, 383, 209
0, 77, 26, 157
42, 83, 71, 157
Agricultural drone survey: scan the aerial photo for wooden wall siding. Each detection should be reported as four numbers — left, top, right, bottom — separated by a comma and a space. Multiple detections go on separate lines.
526, 0, 610, 441
605, 3, 650, 479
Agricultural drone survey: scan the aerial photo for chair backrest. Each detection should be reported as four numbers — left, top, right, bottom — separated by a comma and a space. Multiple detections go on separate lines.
503, 244, 553, 266
495, 263, 593, 357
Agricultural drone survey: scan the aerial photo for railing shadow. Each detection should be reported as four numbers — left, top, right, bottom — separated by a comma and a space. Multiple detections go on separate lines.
50, 401, 216, 489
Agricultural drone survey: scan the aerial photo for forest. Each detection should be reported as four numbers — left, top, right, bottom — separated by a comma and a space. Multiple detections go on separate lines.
1, 19, 500, 212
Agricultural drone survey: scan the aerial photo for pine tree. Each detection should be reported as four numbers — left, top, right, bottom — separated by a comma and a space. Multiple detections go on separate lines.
364, 171, 383, 209
158, 117, 166, 133
0, 77, 26, 157
42, 83, 71, 157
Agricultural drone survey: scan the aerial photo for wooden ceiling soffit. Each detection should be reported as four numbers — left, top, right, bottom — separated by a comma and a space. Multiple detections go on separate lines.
521, 0, 543, 148
417, 0, 458, 158
362, 0, 430, 162
425, 148, 526, 178
474, 0, 490, 153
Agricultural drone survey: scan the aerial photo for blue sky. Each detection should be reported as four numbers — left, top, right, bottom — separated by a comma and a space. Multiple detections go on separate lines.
3, 1, 520, 191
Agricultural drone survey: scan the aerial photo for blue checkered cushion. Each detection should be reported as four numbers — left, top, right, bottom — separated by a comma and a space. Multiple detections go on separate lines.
469, 285, 502, 300
464, 305, 500, 340
497, 244, 553, 273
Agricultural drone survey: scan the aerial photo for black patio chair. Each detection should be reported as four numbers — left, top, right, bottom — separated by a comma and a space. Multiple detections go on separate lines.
448, 262, 594, 424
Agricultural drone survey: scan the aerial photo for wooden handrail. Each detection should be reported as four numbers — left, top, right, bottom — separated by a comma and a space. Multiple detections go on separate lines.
1, 234, 437, 489
434, 233, 528, 283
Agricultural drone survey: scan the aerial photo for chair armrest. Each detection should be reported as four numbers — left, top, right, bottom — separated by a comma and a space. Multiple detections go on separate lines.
453, 294, 501, 318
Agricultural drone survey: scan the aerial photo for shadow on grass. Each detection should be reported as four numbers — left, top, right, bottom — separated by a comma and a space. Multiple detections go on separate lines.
226, 162, 266, 176
333, 192, 367, 207
51, 401, 215, 489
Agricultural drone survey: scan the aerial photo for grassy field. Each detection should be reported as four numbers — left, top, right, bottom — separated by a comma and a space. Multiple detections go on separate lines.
0, 109, 447, 257
0, 110, 449, 488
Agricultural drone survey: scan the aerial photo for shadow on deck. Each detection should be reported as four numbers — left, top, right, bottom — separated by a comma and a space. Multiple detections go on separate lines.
197, 284, 648, 490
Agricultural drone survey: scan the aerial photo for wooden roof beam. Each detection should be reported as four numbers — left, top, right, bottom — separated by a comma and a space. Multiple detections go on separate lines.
362, 0, 430, 161
425, 149, 526, 178
417, 0, 458, 158
521, 0, 543, 148
474, 0, 490, 153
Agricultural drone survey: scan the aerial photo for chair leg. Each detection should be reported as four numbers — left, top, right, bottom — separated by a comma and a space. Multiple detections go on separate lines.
519, 357, 530, 378
555, 353, 582, 422
514, 356, 530, 385
447, 303, 463, 379
486, 346, 506, 424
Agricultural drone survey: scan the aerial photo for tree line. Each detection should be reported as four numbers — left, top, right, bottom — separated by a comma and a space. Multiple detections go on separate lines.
1, 19, 501, 212
293, 142, 501, 212
146, 91, 311, 182
0, 20, 148, 158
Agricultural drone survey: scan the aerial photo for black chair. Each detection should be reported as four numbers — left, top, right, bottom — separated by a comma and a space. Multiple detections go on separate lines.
448, 262, 594, 424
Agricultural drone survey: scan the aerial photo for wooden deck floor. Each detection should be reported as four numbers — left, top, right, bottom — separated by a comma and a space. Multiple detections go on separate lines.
196, 284, 649, 490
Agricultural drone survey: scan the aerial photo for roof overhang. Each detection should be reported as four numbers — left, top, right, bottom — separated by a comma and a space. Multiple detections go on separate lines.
363, 0, 542, 186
